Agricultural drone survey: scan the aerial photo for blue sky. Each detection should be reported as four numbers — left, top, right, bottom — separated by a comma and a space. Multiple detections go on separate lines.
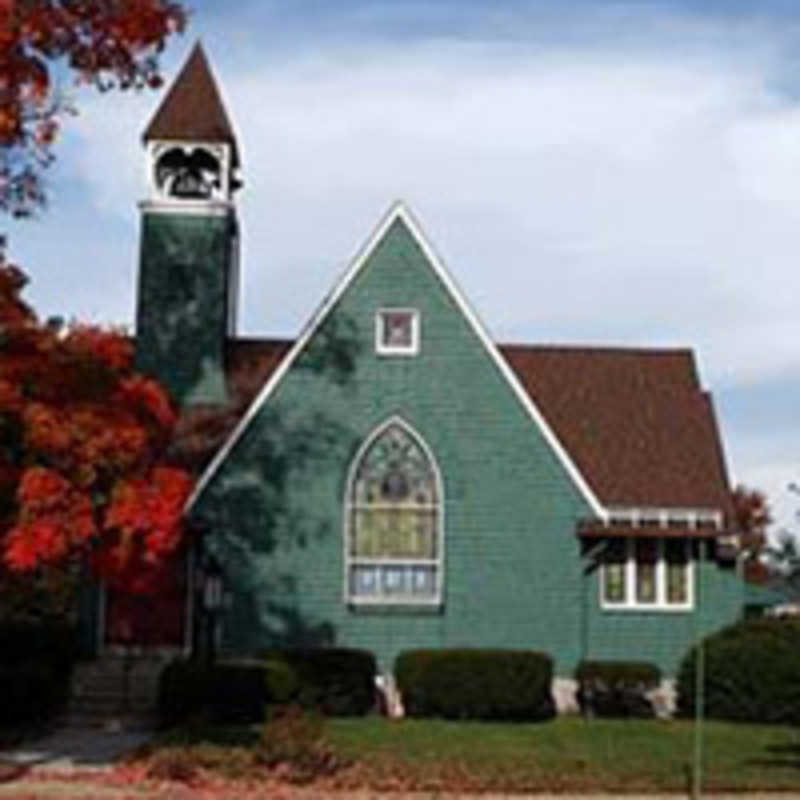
5, 0, 800, 534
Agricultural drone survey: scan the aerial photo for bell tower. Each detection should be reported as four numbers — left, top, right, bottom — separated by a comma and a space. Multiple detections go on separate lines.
136, 42, 241, 406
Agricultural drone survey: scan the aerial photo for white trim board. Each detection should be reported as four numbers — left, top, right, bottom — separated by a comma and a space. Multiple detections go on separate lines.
185, 201, 607, 518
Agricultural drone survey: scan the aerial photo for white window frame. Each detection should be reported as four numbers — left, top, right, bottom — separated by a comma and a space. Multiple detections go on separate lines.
600, 538, 694, 612
375, 308, 420, 357
343, 416, 444, 606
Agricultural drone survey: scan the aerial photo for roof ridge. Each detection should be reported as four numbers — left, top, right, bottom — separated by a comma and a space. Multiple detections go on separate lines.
498, 342, 695, 356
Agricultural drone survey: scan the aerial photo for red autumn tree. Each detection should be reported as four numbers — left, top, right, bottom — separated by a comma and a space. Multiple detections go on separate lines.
732, 484, 771, 549
732, 484, 772, 584
0, 0, 186, 216
0, 247, 192, 593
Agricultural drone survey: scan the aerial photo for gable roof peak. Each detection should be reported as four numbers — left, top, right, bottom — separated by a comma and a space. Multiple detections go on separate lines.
372, 199, 419, 236
388, 198, 414, 219
143, 41, 240, 165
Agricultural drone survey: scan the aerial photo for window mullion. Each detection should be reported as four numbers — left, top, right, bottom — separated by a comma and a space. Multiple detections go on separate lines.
626, 538, 635, 605
656, 538, 666, 606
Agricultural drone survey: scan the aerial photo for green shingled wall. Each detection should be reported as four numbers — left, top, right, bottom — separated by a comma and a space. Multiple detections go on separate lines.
191, 216, 743, 677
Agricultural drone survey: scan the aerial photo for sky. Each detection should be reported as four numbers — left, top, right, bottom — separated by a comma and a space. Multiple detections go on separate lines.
5, 0, 800, 536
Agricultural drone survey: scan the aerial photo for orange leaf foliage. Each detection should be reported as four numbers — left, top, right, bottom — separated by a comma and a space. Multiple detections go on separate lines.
0, 255, 192, 592
98, 467, 192, 592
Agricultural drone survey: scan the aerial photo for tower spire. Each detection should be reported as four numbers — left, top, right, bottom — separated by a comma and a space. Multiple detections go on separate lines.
144, 41, 239, 167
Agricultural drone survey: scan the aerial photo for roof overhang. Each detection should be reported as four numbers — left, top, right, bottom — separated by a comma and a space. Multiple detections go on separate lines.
576, 521, 723, 540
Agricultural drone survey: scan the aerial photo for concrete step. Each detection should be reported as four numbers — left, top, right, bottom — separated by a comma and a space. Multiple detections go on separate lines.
73, 665, 164, 678
71, 681, 158, 697
67, 656, 167, 729
70, 686, 157, 699
69, 683, 157, 697
72, 673, 160, 684
60, 712, 157, 732
69, 684, 159, 702
66, 706, 155, 721
67, 696, 156, 712
72, 674, 161, 687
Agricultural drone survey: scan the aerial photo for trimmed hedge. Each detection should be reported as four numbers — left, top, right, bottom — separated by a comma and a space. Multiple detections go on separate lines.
575, 660, 661, 718
259, 648, 376, 717
158, 658, 298, 727
159, 648, 376, 727
0, 620, 77, 727
677, 617, 800, 724
395, 649, 555, 721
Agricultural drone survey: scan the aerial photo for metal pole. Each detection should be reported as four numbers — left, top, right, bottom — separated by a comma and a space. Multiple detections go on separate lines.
692, 538, 706, 800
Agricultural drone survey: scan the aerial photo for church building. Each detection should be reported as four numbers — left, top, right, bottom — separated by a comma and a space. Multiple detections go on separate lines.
111, 43, 746, 697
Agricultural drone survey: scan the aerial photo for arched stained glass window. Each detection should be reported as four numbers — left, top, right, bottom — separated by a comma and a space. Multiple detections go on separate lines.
345, 419, 442, 604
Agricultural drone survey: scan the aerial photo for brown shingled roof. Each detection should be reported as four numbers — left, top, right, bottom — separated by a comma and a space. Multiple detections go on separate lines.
178, 338, 733, 517
500, 345, 733, 517
143, 42, 240, 166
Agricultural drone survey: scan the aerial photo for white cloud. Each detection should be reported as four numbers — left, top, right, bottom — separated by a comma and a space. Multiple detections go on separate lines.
733, 454, 798, 541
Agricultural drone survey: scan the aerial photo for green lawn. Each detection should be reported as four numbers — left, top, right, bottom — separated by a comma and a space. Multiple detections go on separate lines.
329, 717, 800, 792
147, 715, 800, 793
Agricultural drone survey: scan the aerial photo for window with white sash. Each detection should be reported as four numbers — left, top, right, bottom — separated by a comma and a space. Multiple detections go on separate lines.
601, 537, 693, 611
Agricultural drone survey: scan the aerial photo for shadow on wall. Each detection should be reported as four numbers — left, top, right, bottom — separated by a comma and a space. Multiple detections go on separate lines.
189, 314, 362, 651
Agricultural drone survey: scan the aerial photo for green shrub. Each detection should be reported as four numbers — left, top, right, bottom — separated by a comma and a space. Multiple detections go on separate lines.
263, 659, 299, 704
0, 621, 77, 727
677, 617, 800, 724
158, 657, 299, 728
158, 659, 206, 728
259, 648, 376, 716
575, 660, 661, 718
395, 649, 555, 721
209, 660, 280, 724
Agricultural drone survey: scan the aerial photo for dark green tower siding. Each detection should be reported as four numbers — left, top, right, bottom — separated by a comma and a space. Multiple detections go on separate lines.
191, 215, 743, 676
136, 211, 234, 405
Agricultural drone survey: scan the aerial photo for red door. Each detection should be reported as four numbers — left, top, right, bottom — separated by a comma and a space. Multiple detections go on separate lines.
104, 555, 188, 647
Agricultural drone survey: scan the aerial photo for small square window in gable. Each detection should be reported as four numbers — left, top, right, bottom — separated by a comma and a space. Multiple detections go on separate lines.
375, 309, 419, 356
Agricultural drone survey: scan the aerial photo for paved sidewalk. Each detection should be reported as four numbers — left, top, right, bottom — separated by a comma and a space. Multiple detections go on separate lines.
0, 725, 152, 771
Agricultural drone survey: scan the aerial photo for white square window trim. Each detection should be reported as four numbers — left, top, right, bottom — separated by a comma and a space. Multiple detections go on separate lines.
600, 538, 694, 612
375, 309, 420, 356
